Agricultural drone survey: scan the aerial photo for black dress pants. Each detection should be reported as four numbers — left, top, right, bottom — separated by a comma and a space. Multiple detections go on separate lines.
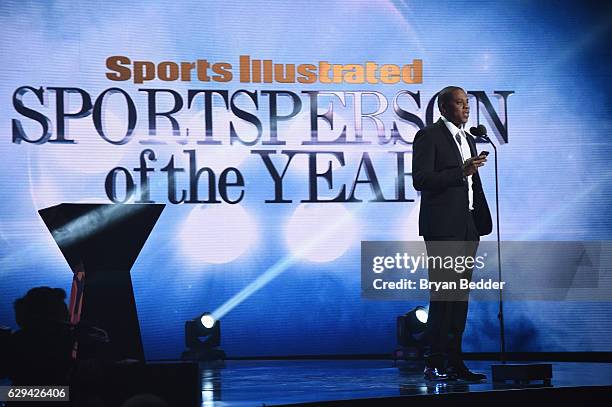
423, 210, 479, 368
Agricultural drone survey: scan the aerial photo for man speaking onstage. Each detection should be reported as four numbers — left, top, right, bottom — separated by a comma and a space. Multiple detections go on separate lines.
412, 86, 492, 381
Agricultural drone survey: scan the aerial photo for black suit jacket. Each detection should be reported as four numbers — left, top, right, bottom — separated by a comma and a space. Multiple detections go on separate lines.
412, 119, 492, 237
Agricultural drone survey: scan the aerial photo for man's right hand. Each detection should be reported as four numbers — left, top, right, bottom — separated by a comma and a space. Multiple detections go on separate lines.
462, 154, 487, 176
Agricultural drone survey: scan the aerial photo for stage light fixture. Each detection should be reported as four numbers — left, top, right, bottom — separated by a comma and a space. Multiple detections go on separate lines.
415, 307, 428, 324
201, 313, 216, 329
394, 306, 429, 362
400, 306, 428, 341
182, 312, 226, 361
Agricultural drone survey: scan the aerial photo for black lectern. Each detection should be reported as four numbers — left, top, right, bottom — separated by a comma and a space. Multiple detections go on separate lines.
38, 203, 165, 361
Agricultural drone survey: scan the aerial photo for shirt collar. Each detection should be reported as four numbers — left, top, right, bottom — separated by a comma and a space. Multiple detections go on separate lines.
441, 115, 464, 137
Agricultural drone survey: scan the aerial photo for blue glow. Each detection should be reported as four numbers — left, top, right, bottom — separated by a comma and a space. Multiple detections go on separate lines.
0, 0, 611, 359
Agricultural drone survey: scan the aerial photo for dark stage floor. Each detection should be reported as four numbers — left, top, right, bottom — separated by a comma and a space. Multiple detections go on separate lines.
193, 359, 612, 406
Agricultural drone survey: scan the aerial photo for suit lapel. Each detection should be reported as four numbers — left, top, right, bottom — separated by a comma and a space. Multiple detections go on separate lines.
466, 132, 477, 157
437, 118, 463, 166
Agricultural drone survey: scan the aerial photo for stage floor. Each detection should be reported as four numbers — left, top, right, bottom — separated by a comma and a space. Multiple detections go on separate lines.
195, 359, 612, 406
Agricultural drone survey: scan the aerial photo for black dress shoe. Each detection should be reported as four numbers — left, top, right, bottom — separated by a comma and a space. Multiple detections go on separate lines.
447, 365, 487, 382
424, 367, 452, 381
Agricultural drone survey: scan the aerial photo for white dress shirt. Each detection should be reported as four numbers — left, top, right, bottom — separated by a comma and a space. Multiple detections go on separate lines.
441, 116, 474, 210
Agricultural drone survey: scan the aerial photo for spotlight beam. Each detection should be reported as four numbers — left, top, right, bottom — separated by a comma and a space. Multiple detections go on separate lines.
211, 204, 363, 321
50, 204, 148, 248
0, 202, 154, 273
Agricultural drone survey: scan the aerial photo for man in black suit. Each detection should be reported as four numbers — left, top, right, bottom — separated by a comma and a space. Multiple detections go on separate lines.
412, 86, 492, 381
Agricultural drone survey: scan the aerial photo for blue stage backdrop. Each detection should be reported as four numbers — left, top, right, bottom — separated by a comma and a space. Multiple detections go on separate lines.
1, 0, 611, 358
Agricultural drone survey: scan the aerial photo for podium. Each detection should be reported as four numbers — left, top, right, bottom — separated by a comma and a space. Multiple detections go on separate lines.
38, 203, 165, 361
